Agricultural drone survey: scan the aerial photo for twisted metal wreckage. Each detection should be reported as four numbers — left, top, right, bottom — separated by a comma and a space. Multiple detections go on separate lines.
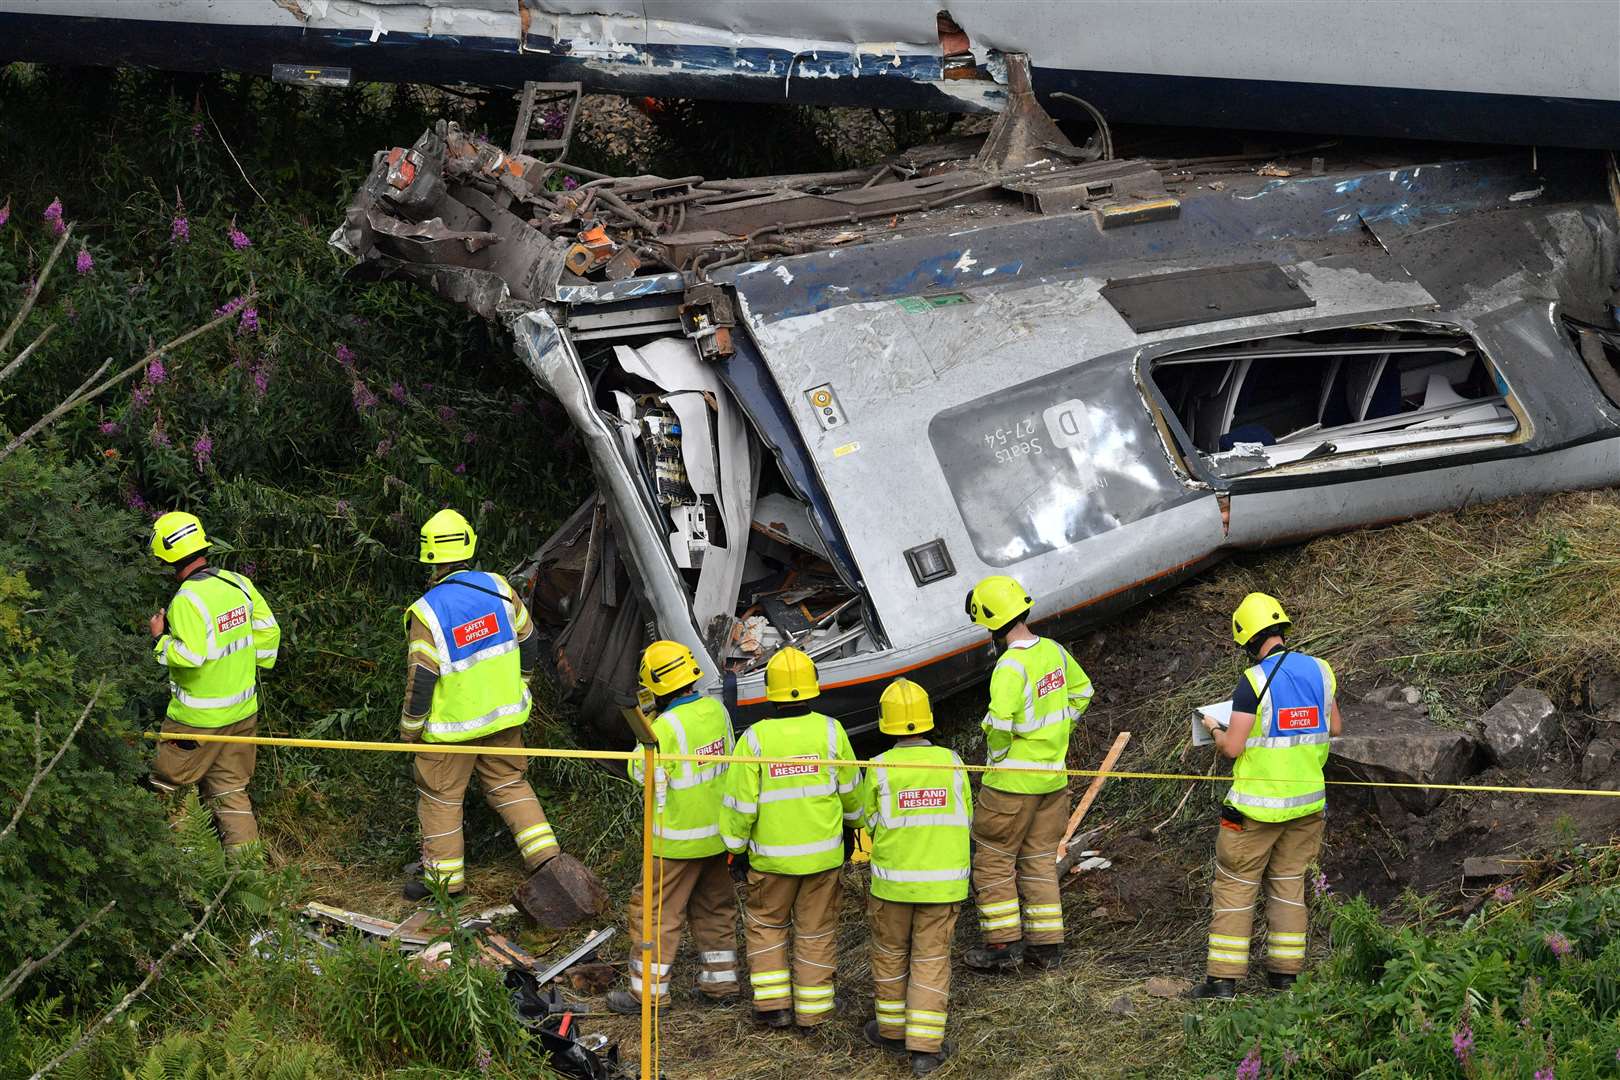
333, 61, 1620, 743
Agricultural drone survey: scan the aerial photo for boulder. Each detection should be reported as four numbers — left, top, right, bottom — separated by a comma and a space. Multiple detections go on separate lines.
1462, 856, 1514, 880
1582, 736, 1620, 784
1328, 702, 1477, 813
1477, 685, 1559, 768
513, 853, 609, 929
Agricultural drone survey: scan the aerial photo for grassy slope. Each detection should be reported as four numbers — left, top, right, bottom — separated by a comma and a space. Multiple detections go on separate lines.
303, 490, 1620, 1078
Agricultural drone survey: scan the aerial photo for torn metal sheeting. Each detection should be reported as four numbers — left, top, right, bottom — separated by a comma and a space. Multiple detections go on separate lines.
334, 86, 1620, 741
298, 901, 547, 973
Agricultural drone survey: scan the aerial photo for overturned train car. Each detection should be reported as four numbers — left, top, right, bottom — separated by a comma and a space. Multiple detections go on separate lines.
334, 121, 1620, 742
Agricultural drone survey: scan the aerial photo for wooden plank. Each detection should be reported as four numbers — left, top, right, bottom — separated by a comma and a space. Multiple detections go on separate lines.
1056, 731, 1132, 872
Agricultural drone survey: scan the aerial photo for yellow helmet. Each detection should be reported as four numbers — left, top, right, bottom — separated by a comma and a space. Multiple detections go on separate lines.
878, 678, 933, 735
419, 508, 476, 564
640, 640, 702, 696
150, 511, 209, 563
965, 574, 1032, 632
1232, 591, 1291, 647
765, 647, 820, 702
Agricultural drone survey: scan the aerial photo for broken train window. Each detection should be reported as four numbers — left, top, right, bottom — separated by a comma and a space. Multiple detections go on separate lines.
1147, 323, 1519, 478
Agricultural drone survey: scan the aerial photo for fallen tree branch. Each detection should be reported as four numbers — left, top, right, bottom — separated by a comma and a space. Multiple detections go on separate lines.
0, 295, 251, 462
0, 323, 57, 387
0, 224, 72, 359
0, 679, 103, 847
28, 872, 239, 1080
0, 900, 116, 1003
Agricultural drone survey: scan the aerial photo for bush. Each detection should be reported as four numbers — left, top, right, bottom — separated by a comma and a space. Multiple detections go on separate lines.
1179, 871, 1620, 1078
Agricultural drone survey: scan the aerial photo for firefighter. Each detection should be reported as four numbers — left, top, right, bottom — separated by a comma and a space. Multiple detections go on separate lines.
1191, 592, 1341, 998
720, 647, 861, 1030
606, 640, 740, 1015
859, 679, 970, 1078
401, 508, 559, 899
962, 575, 1093, 972
147, 511, 280, 852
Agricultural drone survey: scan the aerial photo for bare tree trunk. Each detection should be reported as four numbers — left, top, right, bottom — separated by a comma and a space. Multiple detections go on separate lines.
0, 225, 72, 359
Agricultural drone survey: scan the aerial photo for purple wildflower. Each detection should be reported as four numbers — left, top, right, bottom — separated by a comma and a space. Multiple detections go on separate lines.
1310, 871, 1331, 898
1283, 1047, 1299, 1066
1235, 1046, 1261, 1080
238, 307, 259, 334
437, 405, 457, 423
125, 490, 147, 512
191, 120, 204, 140
146, 357, 167, 385
453, 463, 467, 475
464, 432, 478, 445
171, 216, 190, 243
1452, 1023, 1473, 1063
335, 343, 355, 367
480, 499, 495, 515
0, 197, 9, 228
336, 499, 350, 515
228, 221, 252, 250
1534, 1070, 1554, 1080
476, 1046, 492, 1074
352, 380, 378, 412
421, 382, 435, 392
43, 197, 64, 234
75, 247, 93, 274
99, 420, 120, 436
1545, 932, 1572, 959
193, 430, 213, 470
215, 295, 248, 317
149, 423, 170, 449
375, 438, 393, 458
562, 175, 579, 191
131, 386, 151, 411
251, 364, 270, 398
389, 381, 406, 404
1493, 884, 1515, 903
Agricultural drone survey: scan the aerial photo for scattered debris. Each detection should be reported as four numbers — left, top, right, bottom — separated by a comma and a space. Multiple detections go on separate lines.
1256, 163, 1293, 177
514, 853, 610, 929
1461, 856, 1517, 880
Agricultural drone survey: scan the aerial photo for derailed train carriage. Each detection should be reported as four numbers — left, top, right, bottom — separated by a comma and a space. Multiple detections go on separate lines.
334, 90, 1620, 743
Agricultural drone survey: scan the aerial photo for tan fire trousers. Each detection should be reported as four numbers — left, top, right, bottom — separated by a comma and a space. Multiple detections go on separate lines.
869, 896, 958, 1053
743, 867, 842, 1026
151, 714, 260, 848
414, 726, 557, 893
1207, 810, 1326, 978
970, 785, 1068, 945
625, 854, 739, 1004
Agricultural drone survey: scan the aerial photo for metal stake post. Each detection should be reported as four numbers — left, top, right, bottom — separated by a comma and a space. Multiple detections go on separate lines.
639, 743, 655, 1080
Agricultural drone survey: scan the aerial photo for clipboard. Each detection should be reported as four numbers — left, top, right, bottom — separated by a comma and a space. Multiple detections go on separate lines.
1191, 700, 1232, 747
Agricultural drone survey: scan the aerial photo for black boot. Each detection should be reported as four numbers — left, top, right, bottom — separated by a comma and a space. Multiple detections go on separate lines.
963, 940, 1025, 972
756, 1008, 793, 1029
1188, 976, 1237, 1000
1267, 971, 1297, 991
1026, 943, 1064, 970
863, 1019, 906, 1056
605, 990, 642, 1015
912, 1042, 954, 1076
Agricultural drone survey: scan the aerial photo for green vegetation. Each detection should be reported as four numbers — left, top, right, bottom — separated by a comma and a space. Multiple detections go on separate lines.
1181, 851, 1620, 1078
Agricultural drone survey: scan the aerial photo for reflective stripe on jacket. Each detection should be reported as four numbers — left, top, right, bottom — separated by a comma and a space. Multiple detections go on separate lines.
981, 637, 1092, 794
859, 741, 972, 903
719, 711, 860, 876
406, 570, 531, 743
154, 568, 279, 728
628, 694, 734, 859
1226, 651, 1335, 822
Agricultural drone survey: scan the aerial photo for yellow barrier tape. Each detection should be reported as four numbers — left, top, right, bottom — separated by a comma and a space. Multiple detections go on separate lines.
145, 731, 1620, 799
